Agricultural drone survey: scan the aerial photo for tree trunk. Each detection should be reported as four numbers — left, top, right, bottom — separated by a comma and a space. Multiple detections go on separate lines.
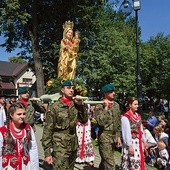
29, 0, 45, 97
32, 43, 45, 97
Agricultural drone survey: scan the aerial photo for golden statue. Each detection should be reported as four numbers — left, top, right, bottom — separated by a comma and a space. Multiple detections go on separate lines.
57, 21, 80, 80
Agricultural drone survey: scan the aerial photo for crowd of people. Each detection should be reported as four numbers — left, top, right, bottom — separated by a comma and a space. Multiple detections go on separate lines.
143, 112, 170, 169
0, 80, 170, 170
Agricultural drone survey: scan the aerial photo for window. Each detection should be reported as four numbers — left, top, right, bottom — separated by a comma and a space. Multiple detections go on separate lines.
23, 78, 32, 83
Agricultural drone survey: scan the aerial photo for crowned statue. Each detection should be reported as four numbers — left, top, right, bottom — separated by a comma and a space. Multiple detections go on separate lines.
57, 21, 80, 80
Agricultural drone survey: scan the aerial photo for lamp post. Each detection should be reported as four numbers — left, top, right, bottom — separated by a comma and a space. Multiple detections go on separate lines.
120, 0, 143, 114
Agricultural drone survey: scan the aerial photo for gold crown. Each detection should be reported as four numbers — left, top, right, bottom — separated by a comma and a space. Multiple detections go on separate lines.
63, 20, 74, 32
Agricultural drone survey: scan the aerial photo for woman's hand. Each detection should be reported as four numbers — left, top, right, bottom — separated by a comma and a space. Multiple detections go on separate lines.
44, 156, 53, 164
117, 137, 122, 147
128, 145, 134, 155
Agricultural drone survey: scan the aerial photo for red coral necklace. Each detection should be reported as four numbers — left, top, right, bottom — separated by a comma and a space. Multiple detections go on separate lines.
10, 122, 25, 139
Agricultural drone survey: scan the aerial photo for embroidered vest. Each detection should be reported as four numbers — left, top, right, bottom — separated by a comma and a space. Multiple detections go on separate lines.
0, 124, 31, 169
123, 112, 141, 139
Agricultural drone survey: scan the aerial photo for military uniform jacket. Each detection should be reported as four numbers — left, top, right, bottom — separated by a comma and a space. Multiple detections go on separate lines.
24, 100, 45, 126
42, 99, 88, 157
95, 101, 121, 143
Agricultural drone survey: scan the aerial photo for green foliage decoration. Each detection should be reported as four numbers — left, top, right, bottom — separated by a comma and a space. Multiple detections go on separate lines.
45, 78, 87, 96
45, 78, 62, 94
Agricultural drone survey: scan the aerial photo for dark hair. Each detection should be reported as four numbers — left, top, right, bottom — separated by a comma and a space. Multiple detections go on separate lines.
128, 97, 138, 105
142, 120, 148, 128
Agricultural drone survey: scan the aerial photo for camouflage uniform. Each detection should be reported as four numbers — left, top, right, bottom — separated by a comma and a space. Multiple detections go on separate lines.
18, 86, 45, 129
24, 100, 45, 130
95, 101, 121, 170
42, 99, 88, 170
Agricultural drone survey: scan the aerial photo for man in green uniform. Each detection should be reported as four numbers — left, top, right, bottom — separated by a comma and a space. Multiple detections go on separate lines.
42, 80, 88, 170
18, 86, 46, 130
95, 83, 122, 170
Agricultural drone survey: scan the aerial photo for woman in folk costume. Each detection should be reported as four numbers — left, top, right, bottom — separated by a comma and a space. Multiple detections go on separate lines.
57, 20, 80, 80
0, 102, 39, 170
76, 118, 95, 166
75, 85, 95, 166
120, 97, 147, 170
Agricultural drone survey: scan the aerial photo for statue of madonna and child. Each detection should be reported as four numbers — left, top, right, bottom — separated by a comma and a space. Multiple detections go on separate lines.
57, 20, 80, 80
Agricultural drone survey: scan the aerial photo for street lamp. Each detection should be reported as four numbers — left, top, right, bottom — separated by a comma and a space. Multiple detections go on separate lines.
120, 0, 143, 114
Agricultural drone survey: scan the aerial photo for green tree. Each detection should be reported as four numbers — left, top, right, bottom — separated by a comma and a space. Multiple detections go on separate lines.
9, 56, 27, 63
76, 3, 138, 98
141, 33, 170, 99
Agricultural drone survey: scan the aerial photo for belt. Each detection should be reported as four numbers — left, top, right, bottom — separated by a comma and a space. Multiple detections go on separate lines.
103, 130, 116, 135
54, 128, 76, 135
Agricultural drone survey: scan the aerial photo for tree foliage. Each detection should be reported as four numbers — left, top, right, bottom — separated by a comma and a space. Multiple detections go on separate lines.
8, 56, 27, 63
141, 33, 170, 99
76, 3, 137, 98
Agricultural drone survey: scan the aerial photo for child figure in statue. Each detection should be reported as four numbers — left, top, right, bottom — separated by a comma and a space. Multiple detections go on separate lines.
72, 31, 80, 53
57, 21, 80, 80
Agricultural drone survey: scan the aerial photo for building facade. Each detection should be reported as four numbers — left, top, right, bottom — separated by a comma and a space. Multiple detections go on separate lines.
0, 61, 36, 96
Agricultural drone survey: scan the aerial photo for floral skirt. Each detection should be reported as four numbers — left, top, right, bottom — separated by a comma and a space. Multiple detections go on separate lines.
120, 138, 145, 170
76, 143, 95, 163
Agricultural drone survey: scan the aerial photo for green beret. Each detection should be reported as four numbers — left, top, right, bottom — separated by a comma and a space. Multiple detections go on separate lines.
62, 80, 74, 87
102, 84, 115, 93
18, 86, 30, 95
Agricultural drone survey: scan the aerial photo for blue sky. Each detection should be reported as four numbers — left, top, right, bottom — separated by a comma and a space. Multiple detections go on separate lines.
1, 0, 170, 61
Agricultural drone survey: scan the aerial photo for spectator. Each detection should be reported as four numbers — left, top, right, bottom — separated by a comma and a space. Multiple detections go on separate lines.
89, 105, 99, 141
142, 121, 157, 166
153, 125, 169, 147
142, 121, 157, 148
156, 140, 169, 169
5, 94, 18, 110
162, 99, 169, 119
9, 94, 18, 104
0, 94, 7, 127
147, 109, 158, 132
